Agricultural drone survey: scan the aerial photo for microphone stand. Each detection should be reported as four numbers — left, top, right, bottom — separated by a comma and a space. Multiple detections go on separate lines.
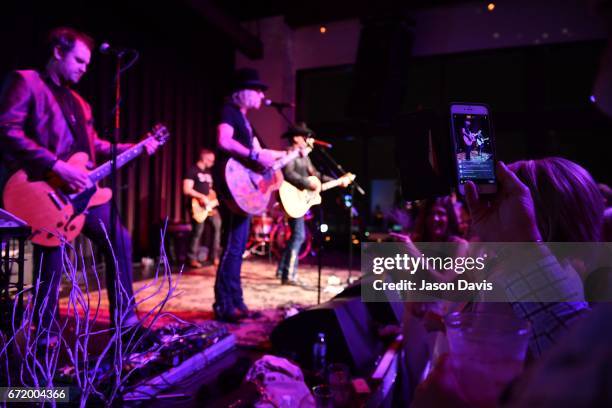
316, 205, 324, 305
315, 148, 365, 284
109, 56, 122, 249
106, 50, 139, 256
347, 184, 356, 284
272, 105, 295, 127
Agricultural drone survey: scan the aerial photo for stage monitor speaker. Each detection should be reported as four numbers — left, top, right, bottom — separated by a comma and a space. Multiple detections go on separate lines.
270, 296, 384, 375
334, 275, 404, 325
347, 16, 414, 125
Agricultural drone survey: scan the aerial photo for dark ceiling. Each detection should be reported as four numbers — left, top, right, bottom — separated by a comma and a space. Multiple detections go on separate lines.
211, 0, 478, 27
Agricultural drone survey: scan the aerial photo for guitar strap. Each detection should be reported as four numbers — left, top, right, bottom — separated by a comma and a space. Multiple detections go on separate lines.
240, 111, 256, 147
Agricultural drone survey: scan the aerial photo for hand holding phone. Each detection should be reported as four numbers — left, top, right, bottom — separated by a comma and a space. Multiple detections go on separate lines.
449, 103, 497, 195
465, 161, 542, 242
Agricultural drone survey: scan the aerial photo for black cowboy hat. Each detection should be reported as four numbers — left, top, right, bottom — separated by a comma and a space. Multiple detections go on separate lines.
282, 122, 315, 139
233, 67, 268, 91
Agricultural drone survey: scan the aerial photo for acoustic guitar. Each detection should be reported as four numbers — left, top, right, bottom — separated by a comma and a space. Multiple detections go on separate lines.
191, 191, 219, 223
224, 146, 311, 216
463, 129, 482, 146
279, 173, 355, 218
2, 124, 169, 247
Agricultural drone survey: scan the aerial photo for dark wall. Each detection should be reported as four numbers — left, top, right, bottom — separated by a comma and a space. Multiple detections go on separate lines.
298, 40, 612, 201
1, 1, 235, 255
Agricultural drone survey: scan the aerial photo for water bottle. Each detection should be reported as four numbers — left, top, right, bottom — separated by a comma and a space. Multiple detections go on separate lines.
312, 332, 327, 373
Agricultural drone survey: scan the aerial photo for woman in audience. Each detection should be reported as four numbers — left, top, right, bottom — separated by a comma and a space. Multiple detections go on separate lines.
411, 158, 604, 407
509, 158, 603, 243
453, 199, 472, 239
411, 196, 464, 243
397, 196, 468, 405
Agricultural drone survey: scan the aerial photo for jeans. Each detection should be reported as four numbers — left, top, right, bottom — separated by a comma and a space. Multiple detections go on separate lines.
187, 212, 222, 262
277, 217, 305, 281
32, 202, 134, 330
465, 143, 472, 161
214, 205, 250, 315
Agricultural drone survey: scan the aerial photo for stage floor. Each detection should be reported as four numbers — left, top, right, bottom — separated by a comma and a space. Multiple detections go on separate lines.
59, 258, 360, 348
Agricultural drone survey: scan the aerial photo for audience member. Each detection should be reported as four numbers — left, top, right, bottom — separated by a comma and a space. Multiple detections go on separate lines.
411, 196, 464, 243
411, 158, 602, 406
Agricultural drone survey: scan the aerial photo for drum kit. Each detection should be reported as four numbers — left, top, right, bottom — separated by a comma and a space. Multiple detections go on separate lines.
244, 203, 314, 260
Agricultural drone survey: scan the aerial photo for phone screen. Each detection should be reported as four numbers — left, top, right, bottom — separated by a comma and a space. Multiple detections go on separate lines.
451, 112, 496, 186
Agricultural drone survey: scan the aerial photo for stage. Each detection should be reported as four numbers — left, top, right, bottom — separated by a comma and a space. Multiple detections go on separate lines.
58, 257, 360, 349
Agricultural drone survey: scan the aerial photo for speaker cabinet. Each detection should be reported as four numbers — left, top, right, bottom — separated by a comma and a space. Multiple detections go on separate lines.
270, 296, 384, 375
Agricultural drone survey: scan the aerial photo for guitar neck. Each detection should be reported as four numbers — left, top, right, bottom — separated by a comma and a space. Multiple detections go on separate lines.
271, 148, 310, 171
321, 178, 344, 192
89, 138, 150, 183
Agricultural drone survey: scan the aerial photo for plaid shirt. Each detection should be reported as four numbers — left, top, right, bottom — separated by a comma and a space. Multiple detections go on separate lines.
496, 245, 589, 356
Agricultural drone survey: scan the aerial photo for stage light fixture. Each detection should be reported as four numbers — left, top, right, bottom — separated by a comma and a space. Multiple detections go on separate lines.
320, 26, 327, 34
487, 3, 495, 11
320, 224, 329, 233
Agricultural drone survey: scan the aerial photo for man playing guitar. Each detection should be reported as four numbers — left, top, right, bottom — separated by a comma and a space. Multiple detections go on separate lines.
212, 68, 286, 322
461, 118, 479, 161
0, 27, 160, 337
183, 148, 221, 268
276, 123, 350, 285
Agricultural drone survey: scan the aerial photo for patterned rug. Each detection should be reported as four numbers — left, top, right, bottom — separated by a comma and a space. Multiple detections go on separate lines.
59, 258, 360, 349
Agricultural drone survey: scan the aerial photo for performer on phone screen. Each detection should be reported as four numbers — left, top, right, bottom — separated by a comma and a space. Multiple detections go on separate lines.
461, 118, 475, 161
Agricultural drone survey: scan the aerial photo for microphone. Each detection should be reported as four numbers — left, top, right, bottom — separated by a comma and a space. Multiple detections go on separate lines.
263, 99, 295, 109
99, 42, 134, 56
310, 138, 333, 149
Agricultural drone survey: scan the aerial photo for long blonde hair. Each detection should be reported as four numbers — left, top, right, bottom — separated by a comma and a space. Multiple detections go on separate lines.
509, 157, 604, 242
231, 89, 261, 109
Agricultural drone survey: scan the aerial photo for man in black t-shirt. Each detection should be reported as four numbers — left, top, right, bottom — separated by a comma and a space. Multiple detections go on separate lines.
212, 68, 286, 323
183, 148, 221, 268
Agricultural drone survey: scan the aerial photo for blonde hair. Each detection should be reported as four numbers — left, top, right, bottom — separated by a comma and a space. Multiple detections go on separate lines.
509, 158, 604, 242
231, 89, 261, 109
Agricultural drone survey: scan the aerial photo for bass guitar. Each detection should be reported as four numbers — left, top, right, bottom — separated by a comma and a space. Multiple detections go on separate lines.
191, 191, 219, 223
279, 173, 355, 218
224, 146, 311, 216
2, 124, 170, 247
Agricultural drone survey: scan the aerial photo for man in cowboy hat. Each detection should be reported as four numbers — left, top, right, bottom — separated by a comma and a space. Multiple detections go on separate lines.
212, 68, 286, 322
276, 122, 349, 285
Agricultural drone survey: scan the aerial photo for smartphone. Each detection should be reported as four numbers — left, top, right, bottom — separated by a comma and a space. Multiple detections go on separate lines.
449, 103, 497, 195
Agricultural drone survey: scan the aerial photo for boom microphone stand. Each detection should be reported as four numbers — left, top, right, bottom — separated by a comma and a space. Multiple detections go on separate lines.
105, 49, 139, 250
271, 105, 294, 127
315, 148, 364, 283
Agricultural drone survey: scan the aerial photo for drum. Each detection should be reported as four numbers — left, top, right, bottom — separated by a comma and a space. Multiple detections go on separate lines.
251, 213, 274, 239
270, 216, 312, 260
